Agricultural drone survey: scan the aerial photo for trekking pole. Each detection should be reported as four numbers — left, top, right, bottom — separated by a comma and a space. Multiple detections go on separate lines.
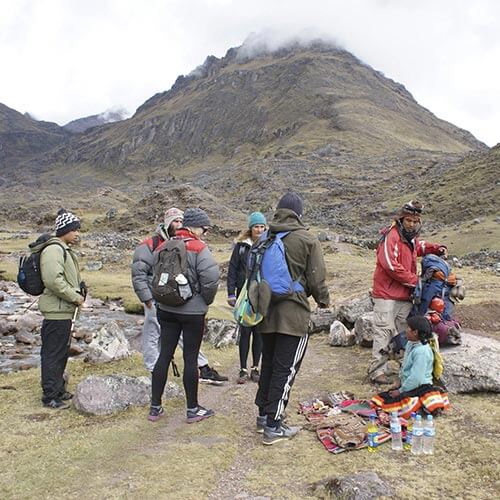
23, 297, 39, 313
68, 306, 79, 347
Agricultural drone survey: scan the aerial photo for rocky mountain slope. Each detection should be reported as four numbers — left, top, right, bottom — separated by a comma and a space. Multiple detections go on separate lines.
63, 108, 129, 134
0, 102, 71, 170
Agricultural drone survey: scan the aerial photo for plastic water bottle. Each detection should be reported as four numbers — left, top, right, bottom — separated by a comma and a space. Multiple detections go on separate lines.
390, 412, 403, 450
423, 415, 435, 455
404, 412, 416, 451
411, 414, 424, 455
367, 415, 379, 452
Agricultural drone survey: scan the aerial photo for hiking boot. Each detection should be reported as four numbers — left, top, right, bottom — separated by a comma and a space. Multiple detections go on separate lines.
237, 368, 249, 384
59, 391, 73, 401
43, 399, 70, 410
199, 365, 228, 385
263, 422, 300, 445
148, 406, 165, 422
250, 367, 260, 383
371, 374, 392, 385
186, 405, 215, 423
256, 415, 267, 434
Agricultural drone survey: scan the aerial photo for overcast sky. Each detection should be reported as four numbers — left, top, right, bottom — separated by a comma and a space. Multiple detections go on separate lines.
1, 0, 499, 146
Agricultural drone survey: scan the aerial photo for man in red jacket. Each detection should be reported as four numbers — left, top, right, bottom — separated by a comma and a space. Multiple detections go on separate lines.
369, 201, 447, 384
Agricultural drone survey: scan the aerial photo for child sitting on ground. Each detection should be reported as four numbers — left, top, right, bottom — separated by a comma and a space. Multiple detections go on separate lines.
371, 316, 450, 418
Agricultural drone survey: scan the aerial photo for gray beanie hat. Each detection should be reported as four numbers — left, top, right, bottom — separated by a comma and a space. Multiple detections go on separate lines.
277, 191, 303, 217
183, 208, 211, 228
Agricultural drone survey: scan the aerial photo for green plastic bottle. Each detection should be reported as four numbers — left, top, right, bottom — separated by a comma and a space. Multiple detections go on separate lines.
367, 415, 379, 452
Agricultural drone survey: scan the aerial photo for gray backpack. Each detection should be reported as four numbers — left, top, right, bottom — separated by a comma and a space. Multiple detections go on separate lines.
151, 238, 193, 306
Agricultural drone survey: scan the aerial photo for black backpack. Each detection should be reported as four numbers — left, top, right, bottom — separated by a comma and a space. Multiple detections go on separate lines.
17, 234, 67, 296
151, 238, 193, 306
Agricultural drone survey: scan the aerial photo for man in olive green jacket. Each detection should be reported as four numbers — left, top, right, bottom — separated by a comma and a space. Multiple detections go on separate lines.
38, 209, 84, 409
255, 192, 330, 445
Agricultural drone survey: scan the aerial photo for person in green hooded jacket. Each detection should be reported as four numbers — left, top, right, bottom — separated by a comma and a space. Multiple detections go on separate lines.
37, 209, 85, 409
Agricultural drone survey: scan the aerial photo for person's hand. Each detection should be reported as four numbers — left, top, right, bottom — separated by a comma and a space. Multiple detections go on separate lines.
438, 246, 448, 259
76, 296, 85, 306
145, 300, 154, 309
389, 389, 401, 398
227, 295, 236, 307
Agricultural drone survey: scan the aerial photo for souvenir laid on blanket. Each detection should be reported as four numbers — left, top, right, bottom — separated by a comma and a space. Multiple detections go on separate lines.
299, 394, 392, 454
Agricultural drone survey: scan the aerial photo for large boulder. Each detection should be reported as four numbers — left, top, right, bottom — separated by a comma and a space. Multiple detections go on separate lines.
84, 321, 130, 364
329, 320, 356, 347
354, 312, 376, 347
73, 374, 182, 415
442, 333, 500, 393
310, 308, 337, 334
7, 311, 41, 332
337, 294, 373, 325
204, 319, 238, 348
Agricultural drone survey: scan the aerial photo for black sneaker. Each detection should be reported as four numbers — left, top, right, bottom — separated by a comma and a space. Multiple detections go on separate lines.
199, 365, 228, 385
237, 368, 249, 384
43, 399, 70, 410
59, 391, 74, 401
148, 406, 165, 422
263, 422, 300, 445
186, 405, 214, 423
250, 367, 260, 383
256, 415, 267, 434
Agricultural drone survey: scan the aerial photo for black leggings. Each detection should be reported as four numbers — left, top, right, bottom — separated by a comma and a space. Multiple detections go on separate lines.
152, 310, 205, 408
239, 326, 263, 369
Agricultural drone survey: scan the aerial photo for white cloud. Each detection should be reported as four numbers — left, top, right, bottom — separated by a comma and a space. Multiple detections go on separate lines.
0, 0, 498, 145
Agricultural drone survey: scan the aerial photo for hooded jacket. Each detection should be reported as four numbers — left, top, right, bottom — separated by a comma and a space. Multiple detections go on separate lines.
372, 224, 442, 301
227, 235, 252, 298
131, 224, 169, 303
38, 237, 81, 319
156, 228, 220, 315
256, 209, 330, 337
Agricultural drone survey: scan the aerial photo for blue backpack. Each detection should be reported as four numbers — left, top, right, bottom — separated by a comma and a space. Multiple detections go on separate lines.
245, 231, 304, 314
416, 254, 454, 320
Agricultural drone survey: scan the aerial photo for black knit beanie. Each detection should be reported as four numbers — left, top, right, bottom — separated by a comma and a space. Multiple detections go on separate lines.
55, 208, 81, 236
183, 208, 211, 228
277, 191, 304, 217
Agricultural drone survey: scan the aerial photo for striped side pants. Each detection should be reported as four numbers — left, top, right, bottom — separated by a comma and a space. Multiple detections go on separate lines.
255, 332, 309, 423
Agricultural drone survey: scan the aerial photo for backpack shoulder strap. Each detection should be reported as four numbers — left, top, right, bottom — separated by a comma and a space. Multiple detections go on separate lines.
42, 241, 68, 261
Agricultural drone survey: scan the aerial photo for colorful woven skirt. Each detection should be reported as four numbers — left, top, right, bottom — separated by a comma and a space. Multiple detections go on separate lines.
371, 384, 450, 419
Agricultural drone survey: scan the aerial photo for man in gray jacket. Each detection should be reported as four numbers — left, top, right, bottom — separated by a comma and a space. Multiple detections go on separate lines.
131, 207, 227, 384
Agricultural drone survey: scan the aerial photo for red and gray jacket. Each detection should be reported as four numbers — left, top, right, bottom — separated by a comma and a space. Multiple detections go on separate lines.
372, 225, 442, 301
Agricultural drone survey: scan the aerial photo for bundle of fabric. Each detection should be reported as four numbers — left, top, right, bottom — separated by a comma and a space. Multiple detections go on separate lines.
299, 393, 391, 454
371, 384, 450, 419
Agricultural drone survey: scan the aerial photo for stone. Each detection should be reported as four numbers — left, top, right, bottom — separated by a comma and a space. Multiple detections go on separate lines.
73, 374, 182, 415
0, 318, 16, 336
317, 231, 331, 242
84, 321, 130, 363
329, 320, 356, 347
441, 333, 500, 393
85, 261, 103, 272
319, 471, 394, 499
354, 312, 376, 347
14, 330, 37, 345
69, 342, 84, 356
8, 311, 41, 332
310, 308, 337, 334
337, 294, 373, 325
105, 208, 117, 220
204, 319, 238, 348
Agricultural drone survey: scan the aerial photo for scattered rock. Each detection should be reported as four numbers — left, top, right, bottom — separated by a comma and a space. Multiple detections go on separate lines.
69, 342, 84, 356
0, 318, 16, 336
337, 294, 373, 326
85, 261, 103, 272
329, 320, 356, 347
8, 311, 41, 332
84, 321, 130, 363
317, 231, 331, 242
313, 471, 394, 499
354, 312, 376, 347
14, 331, 37, 345
441, 333, 500, 393
73, 374, 182, 415
204, 319, 238, 348
310, 308, 337, 334
105, 208, 117, 220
